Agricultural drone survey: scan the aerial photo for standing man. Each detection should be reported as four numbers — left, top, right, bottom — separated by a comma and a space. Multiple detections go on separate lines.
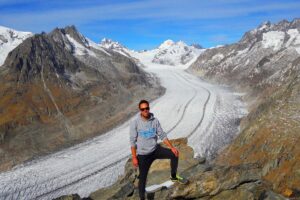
130, 100, 186, 200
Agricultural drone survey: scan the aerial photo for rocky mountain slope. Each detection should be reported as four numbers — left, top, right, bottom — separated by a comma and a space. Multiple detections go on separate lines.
0, 26, 32, 66
189, 19, 300, 94
0, 26, 164, 172
189, 18, 300, 198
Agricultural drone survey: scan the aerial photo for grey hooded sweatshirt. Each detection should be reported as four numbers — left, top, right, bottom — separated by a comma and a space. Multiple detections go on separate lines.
130, 113, 168, 155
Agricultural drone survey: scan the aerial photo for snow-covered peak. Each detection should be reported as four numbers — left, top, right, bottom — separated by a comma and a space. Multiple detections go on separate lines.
151, 40, 205, 66
239, 19, 300, 54
100, 38, 125, 50
158, 39, 175, 49
0, 26, 33, 66
258, 21, 271, 31
99, 38, 131, 57
50, 26, 111, 57
64, 25, 90, 47
128, 39, 205, 68
260, 26, 300, 53
176, 40, 187, 46
0, 26, 31, 38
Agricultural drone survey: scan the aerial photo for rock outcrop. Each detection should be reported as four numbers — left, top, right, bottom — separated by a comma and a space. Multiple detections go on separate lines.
59, 138, 287, 200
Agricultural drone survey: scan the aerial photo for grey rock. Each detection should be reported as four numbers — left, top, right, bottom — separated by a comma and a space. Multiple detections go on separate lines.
52, 194, 82, 200
259, 190, 288, 200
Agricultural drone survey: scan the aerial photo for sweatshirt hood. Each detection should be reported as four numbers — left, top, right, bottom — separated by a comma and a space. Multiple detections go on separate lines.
139, 112, 155, 121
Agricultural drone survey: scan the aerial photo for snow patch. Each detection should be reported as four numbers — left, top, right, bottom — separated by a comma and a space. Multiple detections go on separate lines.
237, 48, 249, 56
66, 34, 96, 57
262, 31, 285, 51
286, 29, 300, 54
159, 39, 175, 49
212, 53, 224, 62
86, 38, 111, 56
0, 26, 32, 66
209, 45, 224, 49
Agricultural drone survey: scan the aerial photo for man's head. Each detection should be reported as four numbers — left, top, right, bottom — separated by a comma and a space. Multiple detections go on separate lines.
139, 100, 150, 119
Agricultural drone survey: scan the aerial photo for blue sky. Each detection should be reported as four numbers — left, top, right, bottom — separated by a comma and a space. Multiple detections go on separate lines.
0, 0, 299, 50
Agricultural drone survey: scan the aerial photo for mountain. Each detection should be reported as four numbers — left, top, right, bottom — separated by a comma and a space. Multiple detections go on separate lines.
189, 19, 300, 92
0, 25, 164, 171
99, 38, 205, 67
100, 38, 131, 57
188, 18, 300, 198
0, 26, 32, 66
151, 39, 204, 66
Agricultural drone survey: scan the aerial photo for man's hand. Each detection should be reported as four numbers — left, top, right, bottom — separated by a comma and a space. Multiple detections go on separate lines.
163, 138, 179, 157
171, 147, 179, 157
132, 156, 138, 168
131, 147, 138, 168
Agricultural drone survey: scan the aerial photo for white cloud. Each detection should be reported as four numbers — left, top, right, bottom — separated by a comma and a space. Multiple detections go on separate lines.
1, 0, 300, 20
1, 0, 300, 33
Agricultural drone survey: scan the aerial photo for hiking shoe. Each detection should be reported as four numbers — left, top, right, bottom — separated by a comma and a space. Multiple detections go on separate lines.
170, 175, 188, 184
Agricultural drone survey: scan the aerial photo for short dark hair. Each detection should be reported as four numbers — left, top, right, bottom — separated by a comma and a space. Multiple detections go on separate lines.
139, 100, 149, 108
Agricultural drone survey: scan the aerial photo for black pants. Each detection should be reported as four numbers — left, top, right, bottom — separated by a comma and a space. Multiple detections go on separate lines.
137, 145, 178, 200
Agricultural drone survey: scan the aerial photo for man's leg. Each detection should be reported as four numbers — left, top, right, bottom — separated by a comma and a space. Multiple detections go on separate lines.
137, 154, 153, 200
153, 145, 178, 178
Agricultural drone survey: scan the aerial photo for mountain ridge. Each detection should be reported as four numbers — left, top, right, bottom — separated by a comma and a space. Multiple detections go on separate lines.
188, 18, 300, 198
98, 37, 205, 67
0, 25, 164, 172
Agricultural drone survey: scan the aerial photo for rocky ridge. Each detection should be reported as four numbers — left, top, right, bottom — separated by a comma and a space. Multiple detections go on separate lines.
99, 38, 205, 67
100, 38, 131, 57
55, 139, 288, 200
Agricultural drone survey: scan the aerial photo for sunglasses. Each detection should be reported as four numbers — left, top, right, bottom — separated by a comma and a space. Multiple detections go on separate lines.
140, 107, 150, 111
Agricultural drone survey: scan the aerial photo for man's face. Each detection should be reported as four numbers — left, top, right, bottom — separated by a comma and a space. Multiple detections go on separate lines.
139, 103, 150, 118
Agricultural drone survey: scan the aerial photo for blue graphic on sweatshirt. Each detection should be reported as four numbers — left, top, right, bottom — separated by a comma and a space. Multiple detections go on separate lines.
139, 128, 156, 139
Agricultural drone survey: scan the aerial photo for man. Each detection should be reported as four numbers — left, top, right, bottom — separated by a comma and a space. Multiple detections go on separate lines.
130, 99, 186, 200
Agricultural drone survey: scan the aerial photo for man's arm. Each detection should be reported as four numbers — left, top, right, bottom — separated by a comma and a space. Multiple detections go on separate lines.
156, 119, 179, 157
129, 120, 139, 167
131, 146, 138, 168
163, 138, 179, 157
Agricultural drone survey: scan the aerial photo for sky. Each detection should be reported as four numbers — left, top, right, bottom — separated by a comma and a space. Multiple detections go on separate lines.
0, 0, 299, 50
